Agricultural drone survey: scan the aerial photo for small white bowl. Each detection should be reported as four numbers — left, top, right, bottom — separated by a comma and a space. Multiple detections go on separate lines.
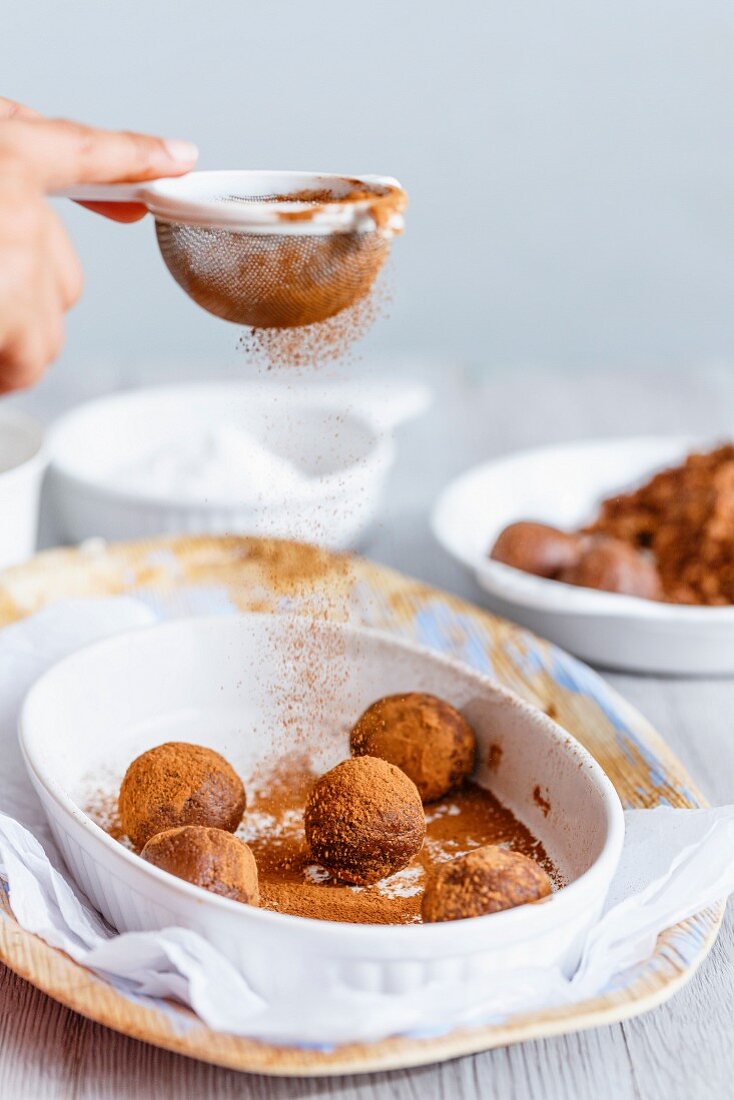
20, 613, 623, 1008
431, 434, 734, 675
0, 406, 46, 569
48, 381, 428, 550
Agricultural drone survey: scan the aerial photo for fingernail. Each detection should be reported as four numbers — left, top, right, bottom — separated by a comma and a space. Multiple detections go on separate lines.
163, 139, 199, 165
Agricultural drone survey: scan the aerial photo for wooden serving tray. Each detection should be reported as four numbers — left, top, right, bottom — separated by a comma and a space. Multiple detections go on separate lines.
0, 536, 721, 1077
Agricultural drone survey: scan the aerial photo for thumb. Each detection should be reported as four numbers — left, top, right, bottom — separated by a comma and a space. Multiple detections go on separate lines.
0, 117, 198, 189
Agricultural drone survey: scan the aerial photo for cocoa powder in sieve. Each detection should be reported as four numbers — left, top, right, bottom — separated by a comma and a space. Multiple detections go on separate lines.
236, 180, 404, 366
273, 181, 407, 232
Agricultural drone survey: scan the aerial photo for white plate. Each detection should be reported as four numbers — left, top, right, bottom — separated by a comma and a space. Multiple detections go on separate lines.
19, 613, 623, 1008
431, 434, 734, 675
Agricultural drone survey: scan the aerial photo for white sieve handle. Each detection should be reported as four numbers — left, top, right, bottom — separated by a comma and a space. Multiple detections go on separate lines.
51, 183, 147, 203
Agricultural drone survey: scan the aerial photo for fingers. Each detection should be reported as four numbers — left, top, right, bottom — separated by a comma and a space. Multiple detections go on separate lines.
0, 188, 82, 392
75, 199, 149, 223
0, 106, 192, 392
0, 96, 42, 121
0, 117, 198, 189
44, 208, 83, 309
0, 295, 56, 391
0, 274, 65, 392
0, 270, 64, 392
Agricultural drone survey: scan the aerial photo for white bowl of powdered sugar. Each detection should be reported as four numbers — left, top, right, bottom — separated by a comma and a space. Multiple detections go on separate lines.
48, 380, 429, 549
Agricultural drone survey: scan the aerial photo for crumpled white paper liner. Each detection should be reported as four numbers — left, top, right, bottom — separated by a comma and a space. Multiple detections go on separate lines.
0, 598, 732, 1046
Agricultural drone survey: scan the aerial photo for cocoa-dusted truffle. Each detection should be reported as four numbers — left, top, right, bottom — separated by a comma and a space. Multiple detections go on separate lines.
560, 536, 661, 600
350, 693, 476, 803
119, 742, 246, 849
304, 756, 425, 885
490, 522, 581, 579
421, 845, 552, 922
141, 825, 259, 905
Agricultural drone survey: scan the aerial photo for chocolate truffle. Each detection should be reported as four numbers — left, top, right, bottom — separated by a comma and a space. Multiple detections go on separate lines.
560, 536, 661, 599
304, 756, 425, 885
141, 825, 259, 904
119, 742, 246, 849
490, 522, 581, 579
421, 845, 552, 922
350, 692, 476, 803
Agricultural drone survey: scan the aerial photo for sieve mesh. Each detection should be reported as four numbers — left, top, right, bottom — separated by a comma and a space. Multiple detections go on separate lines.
155, 221, 391, 329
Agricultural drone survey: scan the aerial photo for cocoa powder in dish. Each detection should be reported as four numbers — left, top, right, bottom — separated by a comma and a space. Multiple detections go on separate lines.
88, 752, 560, 925
240, 754, 559, 924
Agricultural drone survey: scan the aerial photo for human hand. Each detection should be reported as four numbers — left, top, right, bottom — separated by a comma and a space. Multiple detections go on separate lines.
0, 97, 198, 392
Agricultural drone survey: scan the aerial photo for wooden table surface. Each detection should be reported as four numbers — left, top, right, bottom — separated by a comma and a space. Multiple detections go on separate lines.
1, 362, 733, 1099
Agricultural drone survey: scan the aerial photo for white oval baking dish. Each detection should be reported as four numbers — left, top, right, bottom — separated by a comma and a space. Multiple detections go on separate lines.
19, 614, 624, 1001
47, 381, 428, 550
431, 434, 734, 675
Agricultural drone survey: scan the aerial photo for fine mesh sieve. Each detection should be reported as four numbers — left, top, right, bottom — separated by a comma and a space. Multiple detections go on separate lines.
57, 171, 406, 329
155, 219, 392, 328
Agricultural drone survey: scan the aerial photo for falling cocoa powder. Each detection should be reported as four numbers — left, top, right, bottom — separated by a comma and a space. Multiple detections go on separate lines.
238, 270, 390, 369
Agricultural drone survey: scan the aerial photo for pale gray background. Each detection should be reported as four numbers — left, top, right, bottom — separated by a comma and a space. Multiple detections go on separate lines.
4, 0, 734, 379
2, 6, 734, 1098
